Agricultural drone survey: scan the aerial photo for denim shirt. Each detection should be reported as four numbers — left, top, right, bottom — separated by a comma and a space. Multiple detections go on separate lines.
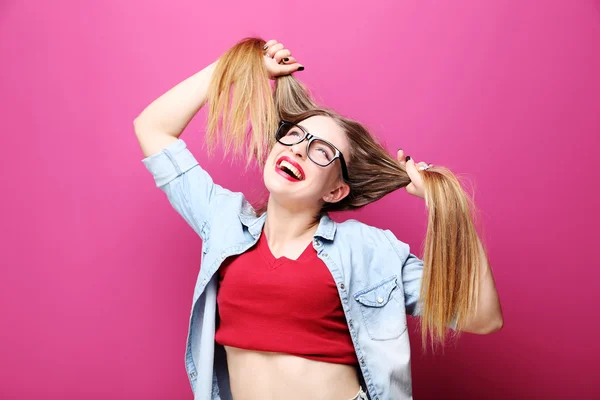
142, 139, 427, 400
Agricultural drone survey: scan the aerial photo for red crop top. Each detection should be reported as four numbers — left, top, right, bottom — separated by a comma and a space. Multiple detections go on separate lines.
215, 232, 358, 365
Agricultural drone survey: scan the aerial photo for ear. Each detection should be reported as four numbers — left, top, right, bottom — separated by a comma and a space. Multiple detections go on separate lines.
323, 182, 350, 204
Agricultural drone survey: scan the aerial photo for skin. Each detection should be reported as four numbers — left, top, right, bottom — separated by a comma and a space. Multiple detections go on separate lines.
135, 39, 503, 400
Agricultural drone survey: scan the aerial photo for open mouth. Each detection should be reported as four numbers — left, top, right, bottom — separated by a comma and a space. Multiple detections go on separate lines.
276, 157, 305, 181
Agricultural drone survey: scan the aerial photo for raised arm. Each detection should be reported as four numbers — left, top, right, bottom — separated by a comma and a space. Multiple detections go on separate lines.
133, 39, 304, 237
396, 149, 503, 346
134, 61, 217, 157
133, 39, 303, 158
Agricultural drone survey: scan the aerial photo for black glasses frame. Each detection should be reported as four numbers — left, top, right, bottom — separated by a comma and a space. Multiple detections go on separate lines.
275, 120, 349, 181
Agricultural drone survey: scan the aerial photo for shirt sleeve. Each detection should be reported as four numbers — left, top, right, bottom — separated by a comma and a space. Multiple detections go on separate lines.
381, 229, 423, 316
141, 139, 233, 239
404, 254, 459, 331
400, 251, 424, 317
384, 230, 458, 330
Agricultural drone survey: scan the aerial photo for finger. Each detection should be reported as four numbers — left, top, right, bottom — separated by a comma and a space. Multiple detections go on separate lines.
273, 63, 304, 76
404, 156, 423, 185
397, 149, 405, 165
282, 56, 298, 64
263, 40, 278, 51
274, 49, 292, 63
267, 43, 284, 58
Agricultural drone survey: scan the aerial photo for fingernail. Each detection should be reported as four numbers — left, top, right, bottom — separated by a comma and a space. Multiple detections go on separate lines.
263, 44, 268, 50
405, 156, 411, 162
398, 148, 402, 152
297, 66, 305, 71
283, 58, 289, 62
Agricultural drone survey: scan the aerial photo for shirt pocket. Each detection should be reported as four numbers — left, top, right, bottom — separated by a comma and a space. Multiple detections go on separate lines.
354, 275, 407, 341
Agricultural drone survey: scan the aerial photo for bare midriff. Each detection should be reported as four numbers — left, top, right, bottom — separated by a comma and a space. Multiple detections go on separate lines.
224, 346, 361, 400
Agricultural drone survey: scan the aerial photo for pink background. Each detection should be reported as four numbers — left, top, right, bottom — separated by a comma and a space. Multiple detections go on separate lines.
1, 0, 598, 398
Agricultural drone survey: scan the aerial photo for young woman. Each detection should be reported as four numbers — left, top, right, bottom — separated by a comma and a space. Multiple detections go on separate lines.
134, 38, 503, 400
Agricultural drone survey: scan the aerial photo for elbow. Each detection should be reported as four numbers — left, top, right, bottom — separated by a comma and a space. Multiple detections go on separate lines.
133, 117, 143, 136
494, 316, 504, 332
133, 117, 152, 138
480, 316, 504, 334
464, 314, 504, 335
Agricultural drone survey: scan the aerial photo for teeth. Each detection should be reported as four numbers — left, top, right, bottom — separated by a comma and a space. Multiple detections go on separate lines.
280, 160, 302, 180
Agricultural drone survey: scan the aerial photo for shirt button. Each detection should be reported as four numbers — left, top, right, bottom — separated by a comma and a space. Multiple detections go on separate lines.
377, 297, 384, 304
202, 279, 207, 285
349, 319, 353, 328
313, 239, 321, 246
360, 357, 365, 365
339, 283, 345, 290
220, 254, 226, 260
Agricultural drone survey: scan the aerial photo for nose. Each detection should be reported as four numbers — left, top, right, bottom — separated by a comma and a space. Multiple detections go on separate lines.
289, 142, 306, 159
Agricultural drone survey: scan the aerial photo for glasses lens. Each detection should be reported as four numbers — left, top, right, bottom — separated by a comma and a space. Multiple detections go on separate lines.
308, 139, 337, 166
276, 122, 304, 145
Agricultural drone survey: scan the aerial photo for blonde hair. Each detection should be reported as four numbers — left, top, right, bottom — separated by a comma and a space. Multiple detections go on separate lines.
206, 38, 485, 350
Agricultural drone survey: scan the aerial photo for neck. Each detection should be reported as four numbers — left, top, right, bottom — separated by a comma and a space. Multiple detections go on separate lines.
263, 196, 321, 243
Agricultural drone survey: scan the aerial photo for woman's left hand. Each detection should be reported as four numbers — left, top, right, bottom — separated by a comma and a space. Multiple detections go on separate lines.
397, 149, 431, 199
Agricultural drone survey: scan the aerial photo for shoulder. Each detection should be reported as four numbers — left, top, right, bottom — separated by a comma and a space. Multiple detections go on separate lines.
335, 218, 403, 243
334, 218, 412, 258
336, 218, 384, 239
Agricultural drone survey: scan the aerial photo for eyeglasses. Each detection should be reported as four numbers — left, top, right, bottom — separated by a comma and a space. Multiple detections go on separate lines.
275, 120, 349, 181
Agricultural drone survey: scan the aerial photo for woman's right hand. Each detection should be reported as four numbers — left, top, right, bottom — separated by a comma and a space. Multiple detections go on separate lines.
263, 39, 304, 78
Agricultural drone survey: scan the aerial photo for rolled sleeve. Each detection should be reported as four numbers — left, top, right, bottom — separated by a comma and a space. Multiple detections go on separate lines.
142, 139, 199, 188
140, 139, 235, 239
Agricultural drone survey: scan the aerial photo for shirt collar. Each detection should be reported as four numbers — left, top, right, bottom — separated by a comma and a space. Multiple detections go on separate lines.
238, 205, 266, 239
314, 213, 336, 241
238, 208, 337, 241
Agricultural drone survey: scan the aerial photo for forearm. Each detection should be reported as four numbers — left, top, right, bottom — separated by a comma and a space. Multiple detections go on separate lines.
462, 238, 504, 334
134, 61, 217, 155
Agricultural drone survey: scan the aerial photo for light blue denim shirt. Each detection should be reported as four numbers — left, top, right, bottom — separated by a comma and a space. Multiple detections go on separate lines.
142, 139, 428, 400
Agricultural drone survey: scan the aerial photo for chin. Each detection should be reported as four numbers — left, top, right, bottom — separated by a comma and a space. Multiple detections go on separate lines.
263, 170, 312, 208
263, 168, 290, 196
